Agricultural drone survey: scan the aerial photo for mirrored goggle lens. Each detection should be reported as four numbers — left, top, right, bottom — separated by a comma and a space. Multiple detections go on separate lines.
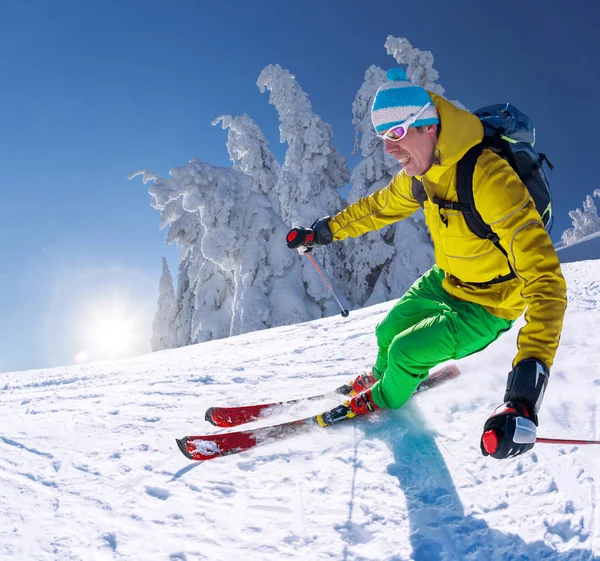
386, 125, 407, 141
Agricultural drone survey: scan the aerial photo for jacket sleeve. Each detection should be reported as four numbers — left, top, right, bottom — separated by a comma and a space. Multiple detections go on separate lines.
328, 171, 420, 241
473, 151, 567, 369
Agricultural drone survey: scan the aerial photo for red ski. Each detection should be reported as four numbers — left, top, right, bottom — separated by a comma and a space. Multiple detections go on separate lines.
205, 363, 460, 428
177, 364, 460, 461
177, 416, 318, 461
205, 387, 344, 428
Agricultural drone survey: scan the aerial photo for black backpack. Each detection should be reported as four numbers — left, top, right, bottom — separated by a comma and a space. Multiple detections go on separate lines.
413, 103, 554, 286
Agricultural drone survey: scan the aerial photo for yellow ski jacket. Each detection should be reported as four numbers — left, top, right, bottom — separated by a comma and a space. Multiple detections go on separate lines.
329, 94, 567, 369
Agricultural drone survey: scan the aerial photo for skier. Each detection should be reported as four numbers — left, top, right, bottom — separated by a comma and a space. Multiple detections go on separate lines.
286, 69, 567, 460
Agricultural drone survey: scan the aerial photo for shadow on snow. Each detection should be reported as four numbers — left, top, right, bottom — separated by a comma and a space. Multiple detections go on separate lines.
350, 406, 598, 561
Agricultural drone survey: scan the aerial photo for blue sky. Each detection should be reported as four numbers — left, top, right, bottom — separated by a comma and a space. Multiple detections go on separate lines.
1, 0, 598, 373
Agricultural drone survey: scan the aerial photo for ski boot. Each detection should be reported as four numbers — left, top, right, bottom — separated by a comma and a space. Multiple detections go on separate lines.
337, 371, 377, 397
317, 389, 379, 426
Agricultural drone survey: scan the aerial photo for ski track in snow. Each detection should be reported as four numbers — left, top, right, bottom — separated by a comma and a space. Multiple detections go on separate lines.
1, 261, 600, 560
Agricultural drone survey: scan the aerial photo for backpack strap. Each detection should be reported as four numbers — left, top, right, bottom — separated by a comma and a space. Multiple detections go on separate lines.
434, 140, 517, 287
455, 143, 490, 236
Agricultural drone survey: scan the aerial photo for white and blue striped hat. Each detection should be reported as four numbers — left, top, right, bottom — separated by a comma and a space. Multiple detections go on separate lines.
371, 68, 440, 134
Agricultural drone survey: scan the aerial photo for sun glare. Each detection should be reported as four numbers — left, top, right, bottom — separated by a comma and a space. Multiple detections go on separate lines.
79, 303, 142, 361
89, 314, 136, 358
50, 267, 154, 366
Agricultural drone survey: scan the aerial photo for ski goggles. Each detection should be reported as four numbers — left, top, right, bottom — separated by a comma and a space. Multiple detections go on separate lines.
376, 102, 432, 142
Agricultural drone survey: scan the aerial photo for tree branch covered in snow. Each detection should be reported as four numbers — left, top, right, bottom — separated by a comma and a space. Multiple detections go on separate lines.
257, 64, 349, 228
561, 190, 600, 246
212, 114, 281, 214
385, 35, 466, 110
385, 36, 445, 95
149, 192, 234, 345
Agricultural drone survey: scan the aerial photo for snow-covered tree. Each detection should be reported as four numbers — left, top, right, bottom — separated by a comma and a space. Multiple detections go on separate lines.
257, 64, 352, 313
561, 190, 600, 245
185, 218, 234, 343
385, 35, 466, 110
212, 114, 281, 214
151, 257, 177, 351
155, 200, 201, 344
165, 208, 236, 345
130, 172, 235, 347
190, 255, 235, 343
144, 158, 320, 337
172, 258, 194, 347
257, 64, 349, 227
385, 36, 445, 95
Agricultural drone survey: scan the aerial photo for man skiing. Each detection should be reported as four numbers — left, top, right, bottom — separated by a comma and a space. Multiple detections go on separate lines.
286, 68, 567, 460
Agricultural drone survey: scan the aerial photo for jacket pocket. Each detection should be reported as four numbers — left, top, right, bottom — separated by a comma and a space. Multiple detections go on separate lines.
439, 212, 507, 283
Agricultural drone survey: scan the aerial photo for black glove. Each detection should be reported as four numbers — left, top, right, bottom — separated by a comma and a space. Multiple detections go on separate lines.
481, 358, 549, 460
286, 217, 333, 252
480, 401, 537, 459
502, 359, 549, 422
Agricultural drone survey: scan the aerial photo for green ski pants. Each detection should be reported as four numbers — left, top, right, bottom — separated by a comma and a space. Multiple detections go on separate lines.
370, 266, 514, 409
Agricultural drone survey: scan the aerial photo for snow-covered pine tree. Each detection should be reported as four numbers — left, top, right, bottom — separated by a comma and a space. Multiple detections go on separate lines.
151, 257, 177, 351
146, 158, 319, 337
561, 190, 600, 245
212, 114, 281, 214
172, 258, 194, 347
185, 218, 234, 343
165, 207, 236, 345
257, 64, 349, 227
130, 171, 235, 347
257, 64, 351, 314
160, 200, 210, 347
385, 35, 466, 110
384, 36, 445, 96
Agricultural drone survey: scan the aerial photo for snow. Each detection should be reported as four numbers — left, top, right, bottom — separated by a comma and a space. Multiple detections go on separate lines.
189, 440, 221, 457
1, 261, 599, 560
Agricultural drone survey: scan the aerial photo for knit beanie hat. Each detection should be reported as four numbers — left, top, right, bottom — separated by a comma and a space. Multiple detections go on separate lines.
371, 68, 440, 134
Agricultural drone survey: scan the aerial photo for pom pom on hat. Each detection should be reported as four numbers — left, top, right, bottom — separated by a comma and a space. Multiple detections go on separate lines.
371, 68, 439, 134
386, 68, 408, 81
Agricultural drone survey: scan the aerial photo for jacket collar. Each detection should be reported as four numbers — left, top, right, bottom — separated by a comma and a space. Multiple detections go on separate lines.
422, 93, 484, 182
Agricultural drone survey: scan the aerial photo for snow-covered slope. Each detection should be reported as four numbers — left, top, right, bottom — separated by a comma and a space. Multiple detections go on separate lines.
557, 230, 600, 264
1, 261, 599, 560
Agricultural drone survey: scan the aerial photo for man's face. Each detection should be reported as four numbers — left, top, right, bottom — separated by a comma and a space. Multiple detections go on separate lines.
384, 125, 438, 177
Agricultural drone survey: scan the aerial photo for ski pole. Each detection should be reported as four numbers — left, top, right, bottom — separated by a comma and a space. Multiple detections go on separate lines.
536, 437, 600, 446
304, 252, 350, 318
